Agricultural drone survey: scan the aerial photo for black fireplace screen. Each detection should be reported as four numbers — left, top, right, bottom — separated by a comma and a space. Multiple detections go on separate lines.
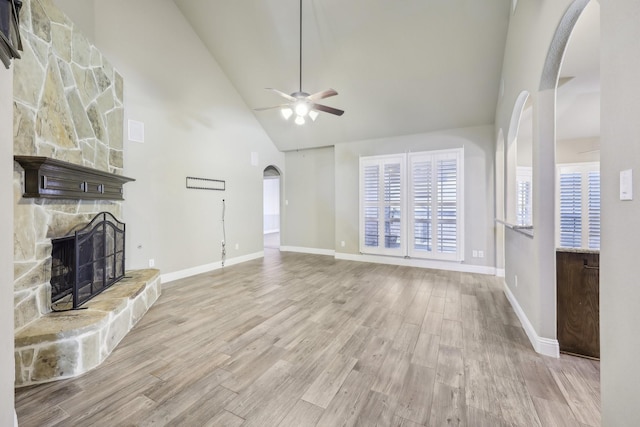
50, 212, 126, 309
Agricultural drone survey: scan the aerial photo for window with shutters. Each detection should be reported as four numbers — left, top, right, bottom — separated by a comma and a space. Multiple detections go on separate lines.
516, 167, 533, 226
359, 149, 463, 261
408, 150, 463, 261
359, 155, 406, 256
556, 163, 600, 250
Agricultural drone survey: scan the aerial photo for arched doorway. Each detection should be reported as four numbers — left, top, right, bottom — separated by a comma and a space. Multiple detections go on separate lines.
263, 165, 281, 249
552, 0, 601, 359
506, 91, 533, 227
507, 0, 599, 360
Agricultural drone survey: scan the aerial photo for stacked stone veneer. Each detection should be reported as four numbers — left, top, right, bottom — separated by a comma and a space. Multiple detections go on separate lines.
13, 0, 125, 331
10, 0, 159, 386
15, 270, 161, 387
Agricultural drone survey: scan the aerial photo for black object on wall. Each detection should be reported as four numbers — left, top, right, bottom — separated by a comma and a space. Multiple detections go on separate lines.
0, 0, 22, 68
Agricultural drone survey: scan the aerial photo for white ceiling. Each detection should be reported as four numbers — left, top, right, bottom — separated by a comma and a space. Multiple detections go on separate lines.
173, 0, 512, 151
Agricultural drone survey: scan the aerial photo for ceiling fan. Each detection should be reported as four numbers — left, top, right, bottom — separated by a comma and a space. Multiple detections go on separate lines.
254, 0, 344, 125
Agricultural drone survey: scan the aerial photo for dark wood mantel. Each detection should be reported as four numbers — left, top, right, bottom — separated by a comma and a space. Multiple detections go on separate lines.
14, 156, 135, 200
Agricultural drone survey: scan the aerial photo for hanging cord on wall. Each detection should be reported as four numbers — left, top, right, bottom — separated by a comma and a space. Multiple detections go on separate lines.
221, 198, 227, 267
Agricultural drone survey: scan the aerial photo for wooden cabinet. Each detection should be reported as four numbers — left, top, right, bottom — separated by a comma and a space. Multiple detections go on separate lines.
14, 156, 134, 200
556, 250, 599, 359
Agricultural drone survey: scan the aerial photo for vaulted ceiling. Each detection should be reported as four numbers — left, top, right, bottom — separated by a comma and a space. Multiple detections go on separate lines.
173, 0, 512, 151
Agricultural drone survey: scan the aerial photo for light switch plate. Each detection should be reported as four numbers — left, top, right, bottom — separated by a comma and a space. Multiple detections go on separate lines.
620, 169, 633, 201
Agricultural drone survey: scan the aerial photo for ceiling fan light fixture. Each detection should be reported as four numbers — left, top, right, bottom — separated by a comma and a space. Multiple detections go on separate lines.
281, 107, 293, 120
254, 0, 344, 123
294, 101, 309, 117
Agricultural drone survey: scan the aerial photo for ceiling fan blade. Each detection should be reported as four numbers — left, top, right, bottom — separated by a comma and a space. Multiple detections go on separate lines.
312, 103, 345, 116
254, 104, 291, 111
307, 88, 338, 101
265, 88, 297, 102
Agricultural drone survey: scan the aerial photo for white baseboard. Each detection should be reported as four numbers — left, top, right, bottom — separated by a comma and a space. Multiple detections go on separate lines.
280, 246, 335, 256
496, 268, 506, 277
334, 252, 497, 275
502, 281, 560, 358
225, 251, 265, 267
160, 251, 264, 284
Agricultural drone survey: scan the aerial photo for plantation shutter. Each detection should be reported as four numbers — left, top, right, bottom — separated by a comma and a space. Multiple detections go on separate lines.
587, 170, 600, 250
384, 162, 402, 249
362, 164, 379, 249
359, 155, 405, 256
516, 167, 533, 226
559, 172, 582, 248
556, 164, 600, 250
408, 150, 463, 261
436, 156, 458, 255
411, 158, 433, 252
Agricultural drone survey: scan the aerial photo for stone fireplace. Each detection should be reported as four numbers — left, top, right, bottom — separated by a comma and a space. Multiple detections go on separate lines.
12, 0, 160, 386
13, 0, 125, 329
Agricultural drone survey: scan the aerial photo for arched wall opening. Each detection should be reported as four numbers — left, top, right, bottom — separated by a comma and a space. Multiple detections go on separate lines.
552, 0, 601, 362
506, 91, 533, 226
554, 0, 600, 250
534, 0, 594, 352
263, 165, 282, 249
500, 0, 595, 358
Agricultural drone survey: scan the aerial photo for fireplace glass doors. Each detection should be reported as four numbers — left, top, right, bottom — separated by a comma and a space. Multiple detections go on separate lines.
50, 212, 126, 309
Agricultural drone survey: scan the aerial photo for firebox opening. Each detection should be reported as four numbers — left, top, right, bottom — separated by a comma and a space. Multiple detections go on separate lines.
50, 212, 127, 310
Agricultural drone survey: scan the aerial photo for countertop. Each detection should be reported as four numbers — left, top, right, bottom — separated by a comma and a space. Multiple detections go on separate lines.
556, 247, 600, 254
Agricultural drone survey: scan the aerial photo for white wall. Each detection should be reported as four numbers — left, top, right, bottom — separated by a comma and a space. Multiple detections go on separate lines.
282, 147, 335, 251
54, 0, 285, 276
1, 66, 16, 425
600, 0, 640, 424
556, 137, 600, 164
334, 125, 496, 270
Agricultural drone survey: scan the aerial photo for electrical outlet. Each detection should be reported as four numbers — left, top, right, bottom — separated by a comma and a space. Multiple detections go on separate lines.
148, 259, 155, 267
515, 275, 518, 287
235, 243, 239, 250
478, 250, 484, 258
472, 250, 478, 258
341, 241, 345, 247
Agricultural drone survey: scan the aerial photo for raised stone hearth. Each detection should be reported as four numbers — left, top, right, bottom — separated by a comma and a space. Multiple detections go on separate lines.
15, 269, 161, 387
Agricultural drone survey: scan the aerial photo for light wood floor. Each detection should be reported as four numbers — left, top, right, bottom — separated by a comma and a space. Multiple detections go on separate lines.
16, 250, 601, 426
